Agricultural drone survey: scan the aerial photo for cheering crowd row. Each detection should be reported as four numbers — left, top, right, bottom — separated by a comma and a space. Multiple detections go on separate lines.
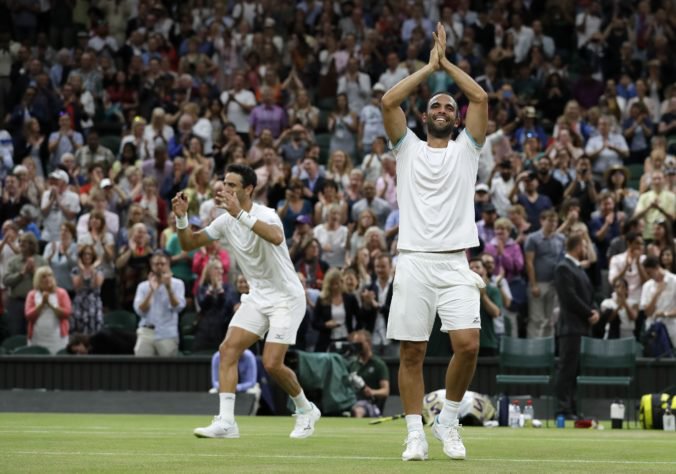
0, 0, 674, 356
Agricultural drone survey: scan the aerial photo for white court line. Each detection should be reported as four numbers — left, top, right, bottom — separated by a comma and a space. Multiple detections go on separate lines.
0, 429, 673, 443
3, 451, 676, 465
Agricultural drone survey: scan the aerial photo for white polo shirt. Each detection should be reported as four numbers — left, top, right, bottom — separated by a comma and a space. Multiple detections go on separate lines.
640, 271, 676, 347
204, 203, 304, 305
391, 128, 481, 252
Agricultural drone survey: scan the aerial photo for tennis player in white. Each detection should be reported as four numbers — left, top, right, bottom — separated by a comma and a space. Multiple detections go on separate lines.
172, 163, 320, 440
381, 23, 488, 461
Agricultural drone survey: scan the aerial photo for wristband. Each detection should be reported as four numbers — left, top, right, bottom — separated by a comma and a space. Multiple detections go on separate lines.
176, 214, 189, 230
237, 210, 258, 230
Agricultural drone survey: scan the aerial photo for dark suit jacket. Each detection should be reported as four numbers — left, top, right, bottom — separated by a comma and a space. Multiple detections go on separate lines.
312, 292, 369, 352
360, 279, 393, 334
553, 257, 596, 337
301, 176, 327, 205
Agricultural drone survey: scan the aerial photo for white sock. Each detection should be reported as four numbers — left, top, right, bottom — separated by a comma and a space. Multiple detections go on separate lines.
291, 390, 313, 413
405, 414, 424, 434
438, 399, 460, 426
219, 393, 236, 423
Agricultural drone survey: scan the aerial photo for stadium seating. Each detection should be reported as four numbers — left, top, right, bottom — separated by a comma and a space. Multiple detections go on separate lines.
576, 337, 637, 426
1, 335, 27, 353
314, 133, 332, 165
103, 310, 138, 332
496, 336, 555, 426
12, 345, 51, 355
626, 164, 644, 190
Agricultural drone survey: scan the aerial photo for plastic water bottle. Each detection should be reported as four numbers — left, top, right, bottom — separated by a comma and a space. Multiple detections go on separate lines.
663, 406, 675, 432
610, 400, 625, 429
523, 400, 534, 427
509, 400, 521, 428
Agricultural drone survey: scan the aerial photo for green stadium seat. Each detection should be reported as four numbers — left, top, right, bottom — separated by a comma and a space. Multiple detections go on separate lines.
181, 335, 195, 354
100, 135, 122, 155
2, 335, 27, 352
12, 345, 51, 355
496, 336, 555, 426
314, 133, 332, 165
103, 310, 138, 332
626, 164, 644, 190
317, 97, 336, 112
576, 337, 636, 427
180, 311, 197, 336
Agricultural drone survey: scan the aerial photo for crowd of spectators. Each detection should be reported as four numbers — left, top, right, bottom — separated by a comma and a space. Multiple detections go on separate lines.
0, 0, 674, 359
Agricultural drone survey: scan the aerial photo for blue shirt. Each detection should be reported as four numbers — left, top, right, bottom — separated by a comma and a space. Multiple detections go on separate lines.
517, 193, 553, 231
133, 278, 186, 340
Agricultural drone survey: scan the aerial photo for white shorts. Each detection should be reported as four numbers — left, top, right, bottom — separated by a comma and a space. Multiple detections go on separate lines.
386, 251, 484, 342
229, 293, 306, 345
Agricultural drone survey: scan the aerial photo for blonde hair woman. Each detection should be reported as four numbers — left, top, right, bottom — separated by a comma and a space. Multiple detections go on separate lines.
312, 268, 364, 352
24, 266, 72, 354
326, 150, 353, 191
183, 165, 213, 216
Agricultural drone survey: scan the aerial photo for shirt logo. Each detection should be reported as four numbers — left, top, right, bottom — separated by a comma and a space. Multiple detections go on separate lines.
472, 317, 480, 324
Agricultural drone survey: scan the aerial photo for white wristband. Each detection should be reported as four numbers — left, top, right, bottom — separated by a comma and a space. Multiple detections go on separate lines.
176, 215, 189, 230
237, 210, 257, 230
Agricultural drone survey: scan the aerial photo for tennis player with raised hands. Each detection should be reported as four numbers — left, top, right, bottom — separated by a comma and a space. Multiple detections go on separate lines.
381, 23, 488, 461
172, 163, 320, 440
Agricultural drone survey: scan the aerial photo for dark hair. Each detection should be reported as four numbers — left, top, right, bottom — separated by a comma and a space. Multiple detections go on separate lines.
78, 243, 97, 260
623, 218, 640, 234
322, 180, 338, 192
469, 256, 484, 266
566, 234, 584, 252
643, 255, 660, 269
540, 209, 558, 221
625, 231, 641, 244
226, 163, 257, 192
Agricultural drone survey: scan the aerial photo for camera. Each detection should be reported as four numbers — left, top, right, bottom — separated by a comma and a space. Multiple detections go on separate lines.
329, 341, 363, 359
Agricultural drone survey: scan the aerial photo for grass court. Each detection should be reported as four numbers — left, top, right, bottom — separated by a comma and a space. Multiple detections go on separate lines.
1, 413, 675, 473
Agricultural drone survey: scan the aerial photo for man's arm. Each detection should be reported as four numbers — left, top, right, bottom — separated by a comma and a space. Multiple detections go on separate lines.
436, 24, 488, 145
381, 29, 442, 145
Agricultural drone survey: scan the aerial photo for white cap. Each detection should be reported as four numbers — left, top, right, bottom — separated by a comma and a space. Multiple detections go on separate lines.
49, 169, 69, 183
372, 83, 386, 93
100, 178, 113, 188
475, 183, 490, 193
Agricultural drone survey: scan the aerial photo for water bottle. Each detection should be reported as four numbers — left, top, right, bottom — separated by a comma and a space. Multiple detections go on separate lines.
663, 406, 676, 432
509, 400, 521, 428
610, 400, 625, 429
523, 400, 534, 427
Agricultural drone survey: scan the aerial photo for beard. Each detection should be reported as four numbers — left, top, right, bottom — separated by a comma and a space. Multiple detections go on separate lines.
426, 116, 454, 138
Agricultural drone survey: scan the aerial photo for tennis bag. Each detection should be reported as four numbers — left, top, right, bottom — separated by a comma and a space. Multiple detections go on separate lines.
422, 389, 497, 426
639, 393, 676, 429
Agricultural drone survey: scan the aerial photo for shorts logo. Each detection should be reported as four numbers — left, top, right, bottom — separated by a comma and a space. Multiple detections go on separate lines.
472, 317, 480, 324
273, 333, 285, 340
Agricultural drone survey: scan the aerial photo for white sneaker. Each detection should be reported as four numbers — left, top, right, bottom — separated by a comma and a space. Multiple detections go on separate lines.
289, 403, 321, 439
432, 417, 466, 460
193, 416, 240, 439
401, 431, 428, 461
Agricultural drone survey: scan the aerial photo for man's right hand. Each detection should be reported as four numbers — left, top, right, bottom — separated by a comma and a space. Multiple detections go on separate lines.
171, 192, 188, 218
531, 284, 541, 297
589, 310, 600, 325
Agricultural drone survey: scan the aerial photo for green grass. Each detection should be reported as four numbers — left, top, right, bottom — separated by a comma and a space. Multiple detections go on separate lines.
1, 413, 675, 473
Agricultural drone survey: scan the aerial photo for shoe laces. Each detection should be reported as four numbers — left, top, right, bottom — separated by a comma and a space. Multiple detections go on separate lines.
403, 430, 425, 448
442, 423, 463, 443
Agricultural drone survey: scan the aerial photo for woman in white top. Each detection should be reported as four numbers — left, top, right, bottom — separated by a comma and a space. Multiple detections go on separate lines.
24, 266, 72, 354
313, 204, 348, 268
599, 279, 638, 339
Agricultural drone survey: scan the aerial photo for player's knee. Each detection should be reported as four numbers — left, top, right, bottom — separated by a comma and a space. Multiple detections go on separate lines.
399, 342, 426, 366
454, 338, 480, 359
219, 341, 238, 363
262, 354, 283, 375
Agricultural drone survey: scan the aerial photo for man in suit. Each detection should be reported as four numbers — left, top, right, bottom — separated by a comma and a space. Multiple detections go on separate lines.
553, 234, 600, 418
